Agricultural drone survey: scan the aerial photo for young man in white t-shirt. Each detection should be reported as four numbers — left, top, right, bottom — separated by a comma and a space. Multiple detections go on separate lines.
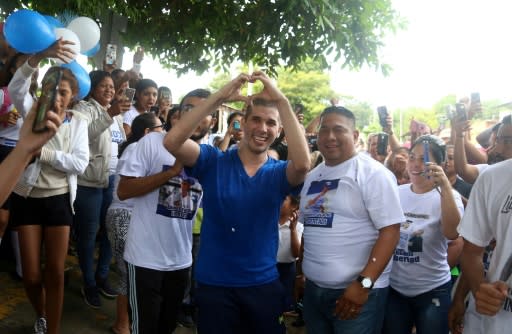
297, 106, 404, 333
117, 89, 216, 334
459, 159, 512, 333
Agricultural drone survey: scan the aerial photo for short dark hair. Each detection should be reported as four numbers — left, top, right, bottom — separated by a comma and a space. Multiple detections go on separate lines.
87, 70, 112, 100
179, 89, 211, 112
319, 106, 356, 129
411, 134, 446, 164
135, 78, 158, 95
245, 98, 278, 118
227, 111, 244, 126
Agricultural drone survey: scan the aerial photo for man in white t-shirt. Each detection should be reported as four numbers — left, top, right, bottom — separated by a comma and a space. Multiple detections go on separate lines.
117, 89, 216, 334
298, 106, 405, 333
459, 159, 512, 333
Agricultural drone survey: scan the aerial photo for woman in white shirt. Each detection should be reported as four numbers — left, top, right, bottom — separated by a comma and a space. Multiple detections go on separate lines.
383, 135, 464, 334
10, 66, 89, 334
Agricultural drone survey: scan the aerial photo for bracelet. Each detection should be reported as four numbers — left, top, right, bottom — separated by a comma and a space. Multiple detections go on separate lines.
295, 274, 304, 278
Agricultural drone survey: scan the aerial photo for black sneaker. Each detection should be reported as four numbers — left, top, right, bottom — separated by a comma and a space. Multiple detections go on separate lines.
96, 278, 118, 299
81, 286, 101, 308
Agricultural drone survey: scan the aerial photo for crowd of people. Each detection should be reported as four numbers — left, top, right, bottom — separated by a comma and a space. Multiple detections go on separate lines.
0, 27, 511, 334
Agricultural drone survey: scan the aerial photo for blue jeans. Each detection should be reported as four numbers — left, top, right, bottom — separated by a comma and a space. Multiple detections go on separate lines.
303, 280, 388, 334
382, 281, 452, 334
74, 176, 114, 287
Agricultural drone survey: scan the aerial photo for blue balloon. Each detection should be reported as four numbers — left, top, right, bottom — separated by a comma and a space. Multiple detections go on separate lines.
82, 42, 100, 57
4, 9, 56, 53
61, 61, 91, 100
43, 15, 64, 29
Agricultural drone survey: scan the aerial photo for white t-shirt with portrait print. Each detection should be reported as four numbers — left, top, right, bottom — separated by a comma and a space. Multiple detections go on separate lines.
121, 132, 202, 271
458, 159, 512, 333
390, 185, 464, 297
300, 153, 405, 290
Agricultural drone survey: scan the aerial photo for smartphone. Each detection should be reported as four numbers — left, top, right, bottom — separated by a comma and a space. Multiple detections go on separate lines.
150, 106, 159, 114
33, 69, 62, 132
455, 103, 467, 121
160, 90, 171, 100
377, 106, 388, 129
233, 120, 241, 131
377, 133, 388, 156
423, 140, 430, 178
123, 87, 136, 103
471, 92, 480, 104
445, 104, 454, 120
105, 44, 117, 65
423, 140, 430, 164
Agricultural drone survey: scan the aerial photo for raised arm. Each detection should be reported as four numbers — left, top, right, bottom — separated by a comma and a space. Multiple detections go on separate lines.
453, 118, 480, 183
163, 74, 249, 166
0, 106, 62, 205
250, 71, 310, 185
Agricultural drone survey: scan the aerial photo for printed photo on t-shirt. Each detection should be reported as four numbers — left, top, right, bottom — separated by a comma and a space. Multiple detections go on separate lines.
156, 166, 201, 220
302, 179, 339, 228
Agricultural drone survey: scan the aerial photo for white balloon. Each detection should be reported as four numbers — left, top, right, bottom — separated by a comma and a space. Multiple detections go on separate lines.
53, 28, 81, 64
67, 17, 100, 53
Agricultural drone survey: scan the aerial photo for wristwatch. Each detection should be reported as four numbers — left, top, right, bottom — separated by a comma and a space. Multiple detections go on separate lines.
357, 275, 374, 289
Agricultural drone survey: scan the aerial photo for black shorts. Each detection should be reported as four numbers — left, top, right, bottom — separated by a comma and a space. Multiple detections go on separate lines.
0, 144, 15, 210
10, 193, 73, 227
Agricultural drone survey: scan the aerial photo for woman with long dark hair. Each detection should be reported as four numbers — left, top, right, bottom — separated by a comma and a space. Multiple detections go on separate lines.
122, 78, 158, 136
10, 66, 89, 334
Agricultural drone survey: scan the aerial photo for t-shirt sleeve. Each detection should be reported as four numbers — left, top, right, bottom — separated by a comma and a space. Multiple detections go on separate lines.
363, 168, 405, 230
123, 109, 136, 126
458, 173, 493, 247
185, 144, 219, 181
118, 135, 153, 177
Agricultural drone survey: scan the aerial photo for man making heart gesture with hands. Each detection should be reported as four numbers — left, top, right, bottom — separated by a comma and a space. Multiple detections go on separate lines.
164, 72, 310, 334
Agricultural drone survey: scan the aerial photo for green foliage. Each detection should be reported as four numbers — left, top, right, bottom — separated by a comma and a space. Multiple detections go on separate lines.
1, 0, 402, 75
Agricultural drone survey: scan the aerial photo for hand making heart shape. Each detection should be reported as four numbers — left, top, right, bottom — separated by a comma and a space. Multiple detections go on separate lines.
219, 71, 287, 107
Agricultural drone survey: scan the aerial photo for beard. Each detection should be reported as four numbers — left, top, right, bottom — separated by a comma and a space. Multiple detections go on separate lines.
189, 127, 209, 142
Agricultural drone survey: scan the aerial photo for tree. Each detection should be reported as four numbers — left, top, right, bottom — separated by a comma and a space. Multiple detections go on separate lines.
207, 59, 334, 123
0, 0, 402, 74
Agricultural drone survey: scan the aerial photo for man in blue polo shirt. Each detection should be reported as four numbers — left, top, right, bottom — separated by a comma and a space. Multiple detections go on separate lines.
164, 71, 310, 334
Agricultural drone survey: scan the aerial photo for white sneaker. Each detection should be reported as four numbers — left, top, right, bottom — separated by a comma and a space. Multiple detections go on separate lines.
34, 317, 47, 334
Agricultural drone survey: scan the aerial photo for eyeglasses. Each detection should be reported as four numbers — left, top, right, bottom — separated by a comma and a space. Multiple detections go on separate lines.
150, 123, 165, 130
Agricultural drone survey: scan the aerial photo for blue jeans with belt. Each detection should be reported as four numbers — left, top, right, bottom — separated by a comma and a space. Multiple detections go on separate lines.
75, 175, 114, 287
303, 279, 388, 334
382, 281, 452, 334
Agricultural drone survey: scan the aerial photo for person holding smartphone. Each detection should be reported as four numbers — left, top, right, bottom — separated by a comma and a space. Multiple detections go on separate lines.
383, 135, 463, 334
153, 86, 172, 125
122, 78, 158, 137
217, 111, 244, 152
73, 71, 131, 310
9, 65, 89, 334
